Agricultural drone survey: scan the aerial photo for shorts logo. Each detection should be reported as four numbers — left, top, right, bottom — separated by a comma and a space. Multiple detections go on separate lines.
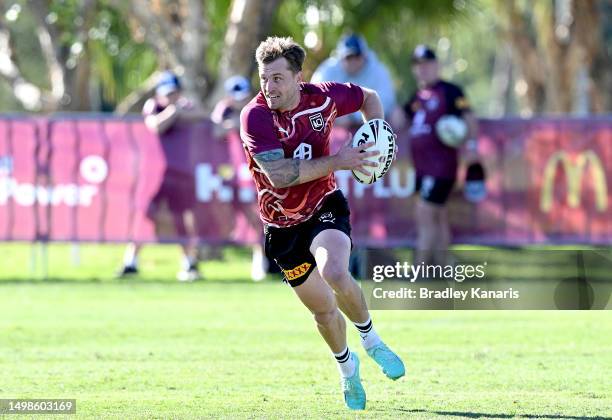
319, 212, 335, 223
309, 113, 324, 131
283, 262, 312, 281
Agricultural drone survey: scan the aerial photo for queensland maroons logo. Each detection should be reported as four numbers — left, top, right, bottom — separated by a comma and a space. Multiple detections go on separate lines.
309, 113, 324, 131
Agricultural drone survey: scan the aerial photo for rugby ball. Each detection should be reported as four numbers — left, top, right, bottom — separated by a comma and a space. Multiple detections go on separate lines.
351, 119, 396, 184
435, 115, 468, 148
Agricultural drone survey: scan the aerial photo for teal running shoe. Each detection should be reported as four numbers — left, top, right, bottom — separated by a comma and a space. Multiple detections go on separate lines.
366, 342, 405, 380
341, 353, 366, 410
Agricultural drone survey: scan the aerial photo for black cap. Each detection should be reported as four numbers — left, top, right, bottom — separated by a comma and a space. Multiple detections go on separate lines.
411, 44, 437, 63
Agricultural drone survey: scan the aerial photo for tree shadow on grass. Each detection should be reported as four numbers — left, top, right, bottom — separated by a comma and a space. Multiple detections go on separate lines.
0, 276, 275, 285
395, 409, 611, 420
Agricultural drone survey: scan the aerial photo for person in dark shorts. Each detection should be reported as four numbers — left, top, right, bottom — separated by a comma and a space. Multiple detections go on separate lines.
117, 71, 204, 282
399, 45, 479, 266
240, 36, 404, 410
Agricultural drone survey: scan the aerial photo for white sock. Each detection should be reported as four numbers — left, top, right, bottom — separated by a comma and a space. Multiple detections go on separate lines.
182, 255, 196, 270
123, 250, 138, 268
354, 317, 382, 350
333, 346, 355, 378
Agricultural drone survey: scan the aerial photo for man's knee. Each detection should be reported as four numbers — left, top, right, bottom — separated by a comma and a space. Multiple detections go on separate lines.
320, 264, 352, 294
314, 308, 337, 327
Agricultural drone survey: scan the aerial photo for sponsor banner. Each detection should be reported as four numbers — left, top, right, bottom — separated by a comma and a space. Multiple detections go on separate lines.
0, 116, 611, 245
360, 249, 612, 310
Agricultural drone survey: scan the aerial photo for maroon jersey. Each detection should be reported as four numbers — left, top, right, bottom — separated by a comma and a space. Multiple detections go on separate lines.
240, 82, 364, 227
404, 80, 470, 180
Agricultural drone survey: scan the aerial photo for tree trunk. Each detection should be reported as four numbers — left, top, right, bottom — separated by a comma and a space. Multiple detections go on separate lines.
111, 0, 210, 111
497, 0, 610, 114
206, 0, 282, 108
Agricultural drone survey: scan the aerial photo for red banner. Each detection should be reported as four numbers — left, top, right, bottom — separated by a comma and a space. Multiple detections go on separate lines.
0, 116, 610, 245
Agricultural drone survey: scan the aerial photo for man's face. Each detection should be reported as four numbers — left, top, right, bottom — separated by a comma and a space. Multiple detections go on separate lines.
412, 60, 439, 87
259, 57, 302, 111
341, 54, 365, 75
157, 90, 181, 107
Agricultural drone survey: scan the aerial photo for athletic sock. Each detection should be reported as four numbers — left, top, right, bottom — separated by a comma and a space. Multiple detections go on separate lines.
333, 346, 356, 378
123, 251, 137, 268
354, 317, 382, 350
182, 255, 197, 270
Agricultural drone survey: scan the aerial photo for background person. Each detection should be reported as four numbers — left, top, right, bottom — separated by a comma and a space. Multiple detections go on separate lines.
211, 75, 277, 281
398, 45, 479, 267
311, 33, 396, 127
117, 71, 204, 282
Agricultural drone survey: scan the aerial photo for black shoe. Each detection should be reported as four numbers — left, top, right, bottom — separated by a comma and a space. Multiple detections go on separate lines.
116, 265, 139, 279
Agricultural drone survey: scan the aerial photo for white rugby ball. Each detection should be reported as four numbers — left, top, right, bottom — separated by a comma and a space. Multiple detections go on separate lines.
435, 115, 468, 148
351, 119, 396, 184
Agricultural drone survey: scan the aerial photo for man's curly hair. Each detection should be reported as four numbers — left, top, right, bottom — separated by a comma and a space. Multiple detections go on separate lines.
255, 36, 306, 73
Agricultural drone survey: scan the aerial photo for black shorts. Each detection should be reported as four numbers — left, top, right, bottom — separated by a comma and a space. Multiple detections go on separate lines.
415, 175, 455, 205
264, 190, 352, 287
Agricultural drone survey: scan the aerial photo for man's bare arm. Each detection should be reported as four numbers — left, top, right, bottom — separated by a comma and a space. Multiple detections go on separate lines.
463, 111, 479, 141
360, 87, 385, 121
253, 142, 379, 189
145, 104, 179, 134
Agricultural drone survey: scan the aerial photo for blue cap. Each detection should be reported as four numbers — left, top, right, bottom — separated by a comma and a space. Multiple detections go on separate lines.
224, 75, 251, 101
156, 71, 181, 96
337, 34, 367, 59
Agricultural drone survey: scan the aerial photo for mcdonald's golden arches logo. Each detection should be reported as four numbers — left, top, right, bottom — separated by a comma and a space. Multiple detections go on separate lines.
540, 150, 608, 213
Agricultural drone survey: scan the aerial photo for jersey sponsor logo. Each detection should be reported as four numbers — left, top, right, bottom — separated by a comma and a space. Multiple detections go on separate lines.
309, 112, 324, 132
426, 97, 439, 111
409, 109, 431, 137
293, 143, 313, 160
455, 97, 470, 110
277, 126, 289, 136
283, 262, 312, 281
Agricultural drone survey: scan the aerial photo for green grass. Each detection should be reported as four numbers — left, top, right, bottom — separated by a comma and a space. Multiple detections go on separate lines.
1, 244, 611, 419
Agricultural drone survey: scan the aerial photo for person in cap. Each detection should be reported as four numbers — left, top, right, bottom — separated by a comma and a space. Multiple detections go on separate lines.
311, 33, 396, 126
117, 70, 204, 282
398, 45, 479, 267
211, 75, 278, 281
211, 75, 253, 131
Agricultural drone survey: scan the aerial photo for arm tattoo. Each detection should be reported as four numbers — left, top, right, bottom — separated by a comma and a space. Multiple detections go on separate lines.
254, 148, 300, 188
254, 149, 284, 162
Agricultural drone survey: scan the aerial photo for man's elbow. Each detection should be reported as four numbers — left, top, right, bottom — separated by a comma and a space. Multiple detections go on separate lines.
145, 118, 162, 134
361, 88, 381, 111
364, 87, 380, 101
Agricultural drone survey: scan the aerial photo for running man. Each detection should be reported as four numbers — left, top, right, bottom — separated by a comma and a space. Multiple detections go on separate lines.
240, 36, 405, 410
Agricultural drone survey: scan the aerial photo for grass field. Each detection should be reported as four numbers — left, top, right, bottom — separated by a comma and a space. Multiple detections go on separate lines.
1, 243, 611, 419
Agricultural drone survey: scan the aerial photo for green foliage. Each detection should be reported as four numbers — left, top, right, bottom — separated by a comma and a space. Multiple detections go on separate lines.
0, 0, 506, 114
87, 3, 158, 109
270, 0, 491, 110
1, 1, 48, 94
203, 0, 233, 81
